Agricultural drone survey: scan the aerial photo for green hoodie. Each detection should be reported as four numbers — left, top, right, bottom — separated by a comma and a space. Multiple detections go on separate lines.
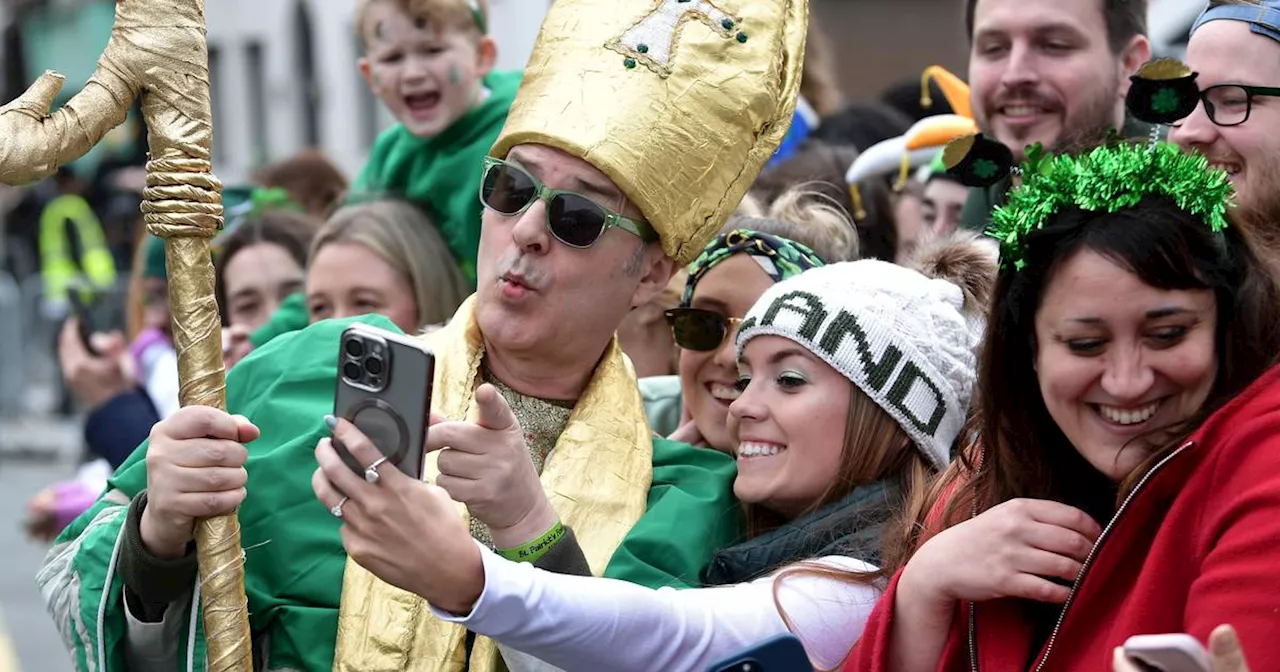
352, 70, 523, 285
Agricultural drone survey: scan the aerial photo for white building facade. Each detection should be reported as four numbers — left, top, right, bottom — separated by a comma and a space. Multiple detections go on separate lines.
203, 0, 551, 184
8, 0, 1206, 185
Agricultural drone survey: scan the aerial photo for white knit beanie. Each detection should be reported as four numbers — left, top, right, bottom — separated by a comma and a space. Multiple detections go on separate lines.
735, 260, 982, 470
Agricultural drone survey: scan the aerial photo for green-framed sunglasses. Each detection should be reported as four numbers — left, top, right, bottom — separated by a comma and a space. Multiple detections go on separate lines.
479, 156, 657, 249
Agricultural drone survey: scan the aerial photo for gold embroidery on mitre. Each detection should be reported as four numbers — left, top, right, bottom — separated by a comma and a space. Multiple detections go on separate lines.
605, 0, 749, 77
490, 0, 808, 260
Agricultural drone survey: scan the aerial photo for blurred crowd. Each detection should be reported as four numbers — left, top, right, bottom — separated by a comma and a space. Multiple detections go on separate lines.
7, 0, 1280, 670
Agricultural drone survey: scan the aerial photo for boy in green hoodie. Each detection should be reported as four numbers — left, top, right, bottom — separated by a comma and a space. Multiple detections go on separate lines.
351, 0, 519, 284
249, 0, 518, 349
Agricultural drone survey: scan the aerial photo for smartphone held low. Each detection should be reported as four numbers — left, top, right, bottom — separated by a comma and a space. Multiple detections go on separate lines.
1124, 633, 1212, 672
333, 323, 435, 481
706, 634, 812, 672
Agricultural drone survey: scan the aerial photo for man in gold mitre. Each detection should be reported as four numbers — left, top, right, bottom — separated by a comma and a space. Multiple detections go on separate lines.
39, 0, 808, 670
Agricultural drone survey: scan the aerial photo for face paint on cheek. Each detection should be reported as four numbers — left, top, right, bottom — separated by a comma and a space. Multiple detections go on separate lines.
448, 64, 461, 85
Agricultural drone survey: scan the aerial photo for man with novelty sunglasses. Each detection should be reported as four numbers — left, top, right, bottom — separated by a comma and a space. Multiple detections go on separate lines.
40, 1, 809, 670
1171, 0, 1280, 232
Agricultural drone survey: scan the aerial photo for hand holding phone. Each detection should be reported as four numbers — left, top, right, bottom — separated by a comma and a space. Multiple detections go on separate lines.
333, 323, 435, 480
1123, 634, 1212, 672
706, 634, 813, 672
67, 287, 100, 356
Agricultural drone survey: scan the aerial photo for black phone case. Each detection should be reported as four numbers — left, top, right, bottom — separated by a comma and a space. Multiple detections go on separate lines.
67, 288, 99, 354
332, 323, 434, 480
706, 634, 813, 672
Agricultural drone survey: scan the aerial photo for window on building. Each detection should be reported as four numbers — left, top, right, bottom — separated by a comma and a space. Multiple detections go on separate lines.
245, 41, 270, 168
294, 0, 321, 147
355, 29, 381, 151
208, 44, 225, 163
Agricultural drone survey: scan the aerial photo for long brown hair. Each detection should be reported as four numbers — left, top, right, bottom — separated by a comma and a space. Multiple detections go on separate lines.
915, 197, 1280, 550
768, 390, 932, 672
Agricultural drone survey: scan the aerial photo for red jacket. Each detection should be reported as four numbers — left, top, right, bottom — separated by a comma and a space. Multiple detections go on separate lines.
847, 362, 1280, 671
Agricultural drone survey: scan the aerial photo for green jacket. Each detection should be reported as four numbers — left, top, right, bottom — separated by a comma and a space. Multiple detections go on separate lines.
352, 70, 523, 285
39, 314, 742, 672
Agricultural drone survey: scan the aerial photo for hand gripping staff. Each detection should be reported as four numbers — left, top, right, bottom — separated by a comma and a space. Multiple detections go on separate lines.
0, 1, 250, 669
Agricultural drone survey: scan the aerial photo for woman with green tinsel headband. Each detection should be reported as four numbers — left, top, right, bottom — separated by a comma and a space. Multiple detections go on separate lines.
851, 140, 1280, 670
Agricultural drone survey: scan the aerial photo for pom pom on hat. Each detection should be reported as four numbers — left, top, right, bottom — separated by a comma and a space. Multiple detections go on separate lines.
736, 243, 992, 469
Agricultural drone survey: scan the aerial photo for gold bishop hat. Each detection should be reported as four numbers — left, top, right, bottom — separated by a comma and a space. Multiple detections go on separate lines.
491, 0, 809, 265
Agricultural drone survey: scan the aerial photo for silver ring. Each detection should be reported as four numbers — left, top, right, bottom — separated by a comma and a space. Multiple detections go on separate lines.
330, 496, 349, 518
364, 456, 389, 484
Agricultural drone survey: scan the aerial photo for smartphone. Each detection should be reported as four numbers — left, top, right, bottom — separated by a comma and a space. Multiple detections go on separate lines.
66, 285, 101, 355
1123, 634, 1212, 672
333, 323, 434, 480
706, 634, 813, 672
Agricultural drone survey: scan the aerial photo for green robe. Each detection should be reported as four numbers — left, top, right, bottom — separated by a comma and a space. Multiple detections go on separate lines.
40, 314, 743, 671
248, 292, 309, 349
352, 70, 523, 284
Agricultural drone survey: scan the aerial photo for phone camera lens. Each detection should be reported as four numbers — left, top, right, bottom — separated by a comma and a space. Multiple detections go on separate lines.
344, 338, 365, 358
342, 362, 362, 381
364, 356, 383, 375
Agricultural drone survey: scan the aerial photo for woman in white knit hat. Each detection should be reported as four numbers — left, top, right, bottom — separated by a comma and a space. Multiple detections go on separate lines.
351, 235, 996, 672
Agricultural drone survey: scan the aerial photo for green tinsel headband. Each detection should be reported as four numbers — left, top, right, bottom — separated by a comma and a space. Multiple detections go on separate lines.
988, 140, 1234, 271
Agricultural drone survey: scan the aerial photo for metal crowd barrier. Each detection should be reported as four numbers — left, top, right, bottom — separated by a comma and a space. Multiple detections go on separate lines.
0, 271, 21, 417
0, 272, 130, 418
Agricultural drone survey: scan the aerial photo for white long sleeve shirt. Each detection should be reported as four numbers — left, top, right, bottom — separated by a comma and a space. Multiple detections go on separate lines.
431, 543, 882, 672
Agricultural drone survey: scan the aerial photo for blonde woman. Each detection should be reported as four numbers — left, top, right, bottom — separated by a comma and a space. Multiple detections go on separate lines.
306, 200, 470, 333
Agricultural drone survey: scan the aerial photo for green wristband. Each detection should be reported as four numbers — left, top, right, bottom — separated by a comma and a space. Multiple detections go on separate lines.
495, 521, 566, 564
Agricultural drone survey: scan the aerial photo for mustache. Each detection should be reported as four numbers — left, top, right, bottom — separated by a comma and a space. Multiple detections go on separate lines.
497, 252, 547, 289
1198, 151, 1243, 166
990, 87, 1060, 109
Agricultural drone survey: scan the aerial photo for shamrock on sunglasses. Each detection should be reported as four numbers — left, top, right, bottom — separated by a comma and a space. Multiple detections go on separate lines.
479, 157, 658, 249
665, 307, 744, 352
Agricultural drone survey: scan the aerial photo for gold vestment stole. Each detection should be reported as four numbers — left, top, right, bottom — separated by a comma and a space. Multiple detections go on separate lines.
332, 297, 653, 671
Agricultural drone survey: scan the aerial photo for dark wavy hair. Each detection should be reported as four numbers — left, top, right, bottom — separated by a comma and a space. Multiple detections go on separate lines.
916, 195, 1280, 545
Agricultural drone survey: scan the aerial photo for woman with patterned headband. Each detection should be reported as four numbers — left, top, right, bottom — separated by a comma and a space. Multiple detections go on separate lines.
849, 140, 1280, 670
657, 188, 859, 444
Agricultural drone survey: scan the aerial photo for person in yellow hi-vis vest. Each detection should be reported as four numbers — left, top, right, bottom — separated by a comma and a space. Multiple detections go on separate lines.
38, 169, 117, 318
